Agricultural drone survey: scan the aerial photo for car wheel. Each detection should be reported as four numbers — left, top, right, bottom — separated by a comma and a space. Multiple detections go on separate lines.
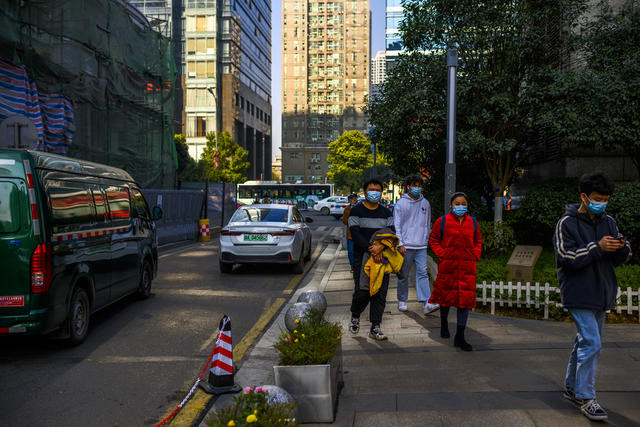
220, 260, 234, 274
321, 207, 330, 215
137, 261, 153, 299
66, 287, 90, 345
292, 251, 305, 274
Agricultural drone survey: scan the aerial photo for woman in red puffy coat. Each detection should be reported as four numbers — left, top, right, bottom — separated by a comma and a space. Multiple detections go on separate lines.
428, 192, 482, 351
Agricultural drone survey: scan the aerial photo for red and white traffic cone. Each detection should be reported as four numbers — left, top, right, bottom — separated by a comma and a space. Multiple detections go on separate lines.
199, 315, 241, 395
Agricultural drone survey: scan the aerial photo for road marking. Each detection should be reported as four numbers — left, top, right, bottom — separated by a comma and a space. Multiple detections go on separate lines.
159, 242, 213, 259
161, 289, 253, 298
87, 355, 203, 364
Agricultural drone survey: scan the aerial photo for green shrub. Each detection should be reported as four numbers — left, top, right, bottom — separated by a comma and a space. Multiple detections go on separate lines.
513, 179, 578, 246
208, 387, 297, 427
274, 309, 342, 366
478, 221, 516, 258
607, 181, 640, 263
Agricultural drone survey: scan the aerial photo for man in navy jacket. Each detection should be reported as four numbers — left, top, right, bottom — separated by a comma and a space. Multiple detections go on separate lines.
553, 171, 632, 421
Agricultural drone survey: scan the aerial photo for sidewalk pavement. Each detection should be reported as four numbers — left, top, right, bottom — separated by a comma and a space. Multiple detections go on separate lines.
202, 246, 640, 427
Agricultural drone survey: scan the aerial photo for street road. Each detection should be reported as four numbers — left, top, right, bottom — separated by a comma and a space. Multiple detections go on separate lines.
0, 211, 342, 427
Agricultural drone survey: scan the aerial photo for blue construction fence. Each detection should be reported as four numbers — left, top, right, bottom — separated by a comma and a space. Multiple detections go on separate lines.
142, 182, 238, 246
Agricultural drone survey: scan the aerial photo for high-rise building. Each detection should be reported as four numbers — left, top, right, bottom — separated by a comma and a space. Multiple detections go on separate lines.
370, 50, 386, 100
385, 0, 403, 69
181, 0, 272, 180
281, 0, 371, 184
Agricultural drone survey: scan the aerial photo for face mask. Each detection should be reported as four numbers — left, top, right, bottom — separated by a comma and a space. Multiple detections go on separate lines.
350, 202, 357, 207
409, 187, 422, 197
585, 196, 607, 214
452, 205, 467, 216
366, 191, 381, 203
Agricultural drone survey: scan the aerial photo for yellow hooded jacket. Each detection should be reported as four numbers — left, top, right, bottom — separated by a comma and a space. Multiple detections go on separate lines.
364, 232, 404, 296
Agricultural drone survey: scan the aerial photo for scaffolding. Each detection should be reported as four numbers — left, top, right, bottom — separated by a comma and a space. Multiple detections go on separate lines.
0, 0, 177, 188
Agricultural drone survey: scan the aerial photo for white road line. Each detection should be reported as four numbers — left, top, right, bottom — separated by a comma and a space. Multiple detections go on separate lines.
87, 356, 203, 364
159, 289, 253, 298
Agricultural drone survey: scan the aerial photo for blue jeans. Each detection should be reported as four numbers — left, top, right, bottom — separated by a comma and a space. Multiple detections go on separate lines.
397, 248, 431, 303
565, 308, 605, 400
347, 239, 354, 268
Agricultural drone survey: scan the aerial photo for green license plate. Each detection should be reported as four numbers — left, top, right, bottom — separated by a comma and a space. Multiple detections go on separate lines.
244, 234, 268, 242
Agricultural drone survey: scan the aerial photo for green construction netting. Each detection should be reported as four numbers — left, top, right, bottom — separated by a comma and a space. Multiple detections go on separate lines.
0, 0, 178, 188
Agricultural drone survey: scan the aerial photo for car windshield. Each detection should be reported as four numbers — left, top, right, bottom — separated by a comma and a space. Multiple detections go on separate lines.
231, 207, 289, 223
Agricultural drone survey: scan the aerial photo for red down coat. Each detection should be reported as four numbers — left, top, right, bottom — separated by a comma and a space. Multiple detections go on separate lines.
428, 212, 482, 309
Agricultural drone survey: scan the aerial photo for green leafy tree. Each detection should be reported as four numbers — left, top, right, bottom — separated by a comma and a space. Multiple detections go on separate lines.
201, 131, 250, 183
539, 0, 640, 174
174, 133, 207, 182
327, 130, 373, 192
369, 0, 589, 221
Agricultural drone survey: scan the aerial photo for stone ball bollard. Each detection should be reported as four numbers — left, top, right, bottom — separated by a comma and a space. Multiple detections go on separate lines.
297, 289, 327, 315
284, 302, 311, 332
260, 384, 296, 406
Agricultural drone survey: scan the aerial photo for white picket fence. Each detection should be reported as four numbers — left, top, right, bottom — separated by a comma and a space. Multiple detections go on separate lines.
476, 281, 640, 322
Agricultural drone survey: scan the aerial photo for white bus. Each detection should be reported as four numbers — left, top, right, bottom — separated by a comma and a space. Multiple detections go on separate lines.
237, 181, 333, 210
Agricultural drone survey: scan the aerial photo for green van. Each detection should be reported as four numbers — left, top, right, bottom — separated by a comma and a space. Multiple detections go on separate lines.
0, 149, 162, 344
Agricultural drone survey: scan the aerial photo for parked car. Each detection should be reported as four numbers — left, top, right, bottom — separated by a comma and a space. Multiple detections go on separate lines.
219, 204, 313, 274
313, 196, 347, 216
0, 149, 162, 344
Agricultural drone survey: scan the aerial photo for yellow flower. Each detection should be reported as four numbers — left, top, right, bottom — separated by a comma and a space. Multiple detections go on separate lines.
293, 330, 298, 334
254, 409, 258, 415
301, 334, 305, 338
294, 338, 299, 343
295, 318, 300, 323
227, 421, 236, 427
246, 414, 258, 423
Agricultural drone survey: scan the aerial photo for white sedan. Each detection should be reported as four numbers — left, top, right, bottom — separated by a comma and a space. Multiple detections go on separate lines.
219, 204, 313, 274
313, 196, 348, 217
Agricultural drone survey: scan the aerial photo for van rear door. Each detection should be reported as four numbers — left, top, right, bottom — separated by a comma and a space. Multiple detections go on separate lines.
0, 154, 37, 316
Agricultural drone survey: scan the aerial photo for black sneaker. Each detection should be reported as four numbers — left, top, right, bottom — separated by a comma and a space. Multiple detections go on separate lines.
349, 316, 360, 334
369, 325, 387, 341
562, 387, 580, 405
580, 398, 608, 421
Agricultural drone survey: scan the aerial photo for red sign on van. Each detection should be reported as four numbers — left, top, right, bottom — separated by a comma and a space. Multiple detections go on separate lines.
0, 296, 24, 307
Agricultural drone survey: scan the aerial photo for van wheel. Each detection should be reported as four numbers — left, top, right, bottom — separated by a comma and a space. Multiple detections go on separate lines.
137, 261, 153, 299
67, 287, 90, 345
220, 260, 233, 274
292, 251, 305, 274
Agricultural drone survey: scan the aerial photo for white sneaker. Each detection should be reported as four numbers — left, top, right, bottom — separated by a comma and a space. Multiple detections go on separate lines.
398, 301, 408, 312
423, 302, 440, 315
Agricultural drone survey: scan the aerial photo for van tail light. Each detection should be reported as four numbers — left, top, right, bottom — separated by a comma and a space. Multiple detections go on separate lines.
31, 243, 52, 293
270, 230, 296, 236
221, 230, 241, 236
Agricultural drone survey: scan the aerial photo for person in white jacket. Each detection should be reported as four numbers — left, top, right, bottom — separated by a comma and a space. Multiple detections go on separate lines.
394, 175, 439, 315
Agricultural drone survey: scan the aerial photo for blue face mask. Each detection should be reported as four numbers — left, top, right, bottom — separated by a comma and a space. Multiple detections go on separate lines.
586, 197, 607, 214
409, 187, 422, 197
366, 191, 381, 203
452, 205, 467, 216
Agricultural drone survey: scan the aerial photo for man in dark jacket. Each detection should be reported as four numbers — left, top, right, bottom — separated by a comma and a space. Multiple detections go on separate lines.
553, 172, 632, 421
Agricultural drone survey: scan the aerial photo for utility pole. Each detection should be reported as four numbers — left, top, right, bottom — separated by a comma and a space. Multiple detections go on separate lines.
207, 86, 219, 166
444, 49, 458, 214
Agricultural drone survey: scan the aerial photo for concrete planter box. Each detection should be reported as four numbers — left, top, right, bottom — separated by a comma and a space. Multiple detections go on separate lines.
273, 344, 343, 423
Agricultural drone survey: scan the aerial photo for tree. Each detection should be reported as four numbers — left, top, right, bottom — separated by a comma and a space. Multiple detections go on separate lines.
174, 134, 206, 182
201, 131, 250, 183
369, 0, 589, 221
540, 0, 640, 174
327, 130, 373, 192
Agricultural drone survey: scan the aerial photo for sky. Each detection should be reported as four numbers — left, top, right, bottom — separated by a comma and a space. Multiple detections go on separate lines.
270, 0, 387, 160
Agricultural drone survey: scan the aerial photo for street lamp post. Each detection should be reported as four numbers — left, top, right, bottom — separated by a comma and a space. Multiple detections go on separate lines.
207, 87, 219, 158
444, 49, 458, 214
